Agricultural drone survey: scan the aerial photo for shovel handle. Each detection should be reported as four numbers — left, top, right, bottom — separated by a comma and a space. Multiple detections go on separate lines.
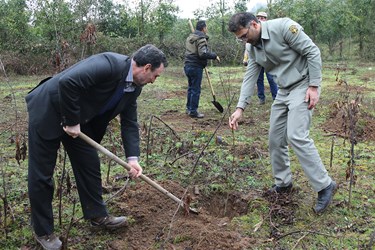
188, 19, 194, 33
78, 132, 185, 207
204, 67, 216, 99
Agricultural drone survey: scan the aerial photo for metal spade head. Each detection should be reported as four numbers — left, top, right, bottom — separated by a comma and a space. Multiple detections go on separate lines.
212, 100, 224, 113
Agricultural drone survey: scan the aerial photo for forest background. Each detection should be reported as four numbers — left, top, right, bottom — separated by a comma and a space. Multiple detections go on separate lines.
0, 0, 375, 74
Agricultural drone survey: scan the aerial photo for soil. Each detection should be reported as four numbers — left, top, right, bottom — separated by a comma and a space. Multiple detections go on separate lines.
78, 177, 302, 250
324, 109, 375, 141
101, 180, 255, 250
321, 86, 375, 141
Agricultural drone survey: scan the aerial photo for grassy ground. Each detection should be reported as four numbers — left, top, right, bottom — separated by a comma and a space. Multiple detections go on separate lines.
0, 60, 374, 249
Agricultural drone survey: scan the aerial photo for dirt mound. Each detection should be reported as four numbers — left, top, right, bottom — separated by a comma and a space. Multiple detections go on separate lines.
322, 104, 375, 141
107, 180, 254, 249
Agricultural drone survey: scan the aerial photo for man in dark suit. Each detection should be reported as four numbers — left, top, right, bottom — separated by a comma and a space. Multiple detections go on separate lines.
25, 44, 168, 250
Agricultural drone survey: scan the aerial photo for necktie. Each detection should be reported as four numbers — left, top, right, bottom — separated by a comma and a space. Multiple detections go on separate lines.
99, 83, 127, 115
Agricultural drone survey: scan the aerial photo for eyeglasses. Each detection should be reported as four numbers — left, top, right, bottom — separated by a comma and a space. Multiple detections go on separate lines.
236, 26, 250, 43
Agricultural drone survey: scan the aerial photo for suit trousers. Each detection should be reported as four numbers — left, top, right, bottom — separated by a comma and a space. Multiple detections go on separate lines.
268, 79, 331, 192
28, 122, 108, 236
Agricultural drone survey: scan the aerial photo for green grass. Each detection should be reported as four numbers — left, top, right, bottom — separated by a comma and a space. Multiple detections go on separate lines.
0, 60, 375, 249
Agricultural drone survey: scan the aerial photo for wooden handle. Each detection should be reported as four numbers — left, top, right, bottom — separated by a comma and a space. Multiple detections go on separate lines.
204, 68, 216, 98
78, 132, 185, 207
188, 19, 194, 32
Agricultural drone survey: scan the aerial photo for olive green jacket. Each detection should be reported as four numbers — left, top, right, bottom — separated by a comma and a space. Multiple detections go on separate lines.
184, 30, 217, 68
238, 18, 322, 109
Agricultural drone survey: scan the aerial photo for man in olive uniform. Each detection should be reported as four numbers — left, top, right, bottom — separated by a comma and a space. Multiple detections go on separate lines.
242, 12, 278, 104
184, 20, 220, 118
228, 12, 336, 214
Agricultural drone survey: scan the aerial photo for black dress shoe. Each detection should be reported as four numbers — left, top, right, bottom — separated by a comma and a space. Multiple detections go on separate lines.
314, 180, 337, 214
91, 215, 128, 229
268, 183, 293, 193
189, 112, 204, 118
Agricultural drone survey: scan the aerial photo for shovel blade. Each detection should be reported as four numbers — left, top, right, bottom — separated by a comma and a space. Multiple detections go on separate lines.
189, 207, 199, 215
212, 101, 224, 113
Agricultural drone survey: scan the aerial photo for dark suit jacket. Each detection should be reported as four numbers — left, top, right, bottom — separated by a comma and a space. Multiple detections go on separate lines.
25, 52, 142, 157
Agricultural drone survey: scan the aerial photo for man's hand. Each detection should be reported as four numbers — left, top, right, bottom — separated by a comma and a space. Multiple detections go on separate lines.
63, 124, 81, 138
305, 86, 320, 110
127, 159, 143, 178
229, 108, 244, 130
216, 56, 221, 63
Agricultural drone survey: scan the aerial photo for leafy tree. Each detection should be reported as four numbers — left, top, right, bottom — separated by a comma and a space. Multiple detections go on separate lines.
234, 0, 249, 12
151, 0, 179, 43
348, 0, 375, 58
293, 0, 325, 41
30, 0, 76, 45
270, 0, 295, 18
363, 0, 375, 59
96, 0, 137, 38
133, 0, 153, 36
1, 0, 375, 73
0, 0, 31, 52
202, 0, 231, 37
270, 0, 350, 59
96, 0, 116, 34
317, 0, 353, 59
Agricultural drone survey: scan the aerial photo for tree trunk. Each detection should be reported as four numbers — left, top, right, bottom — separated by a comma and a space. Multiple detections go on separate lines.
221, 0, 225, 37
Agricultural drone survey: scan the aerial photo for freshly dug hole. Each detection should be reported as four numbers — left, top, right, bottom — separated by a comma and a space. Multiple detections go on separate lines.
197, 192, 249, 218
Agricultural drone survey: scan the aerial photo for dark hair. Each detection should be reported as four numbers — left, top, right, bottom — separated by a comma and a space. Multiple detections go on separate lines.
132, 44, 168, 70
228, 12, 258, 32
196, 20, 206, 31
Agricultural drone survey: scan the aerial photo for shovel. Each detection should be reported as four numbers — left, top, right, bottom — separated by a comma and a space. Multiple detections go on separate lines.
188, 19, 224, 113
204, 68, 224, 113
78, 132, 198, 214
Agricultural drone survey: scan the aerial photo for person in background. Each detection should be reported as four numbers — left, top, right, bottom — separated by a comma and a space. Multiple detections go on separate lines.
184, 20, 220, 118
242, 11, 278, 105
228, 12, 336, 214
26, 44, 168, 250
